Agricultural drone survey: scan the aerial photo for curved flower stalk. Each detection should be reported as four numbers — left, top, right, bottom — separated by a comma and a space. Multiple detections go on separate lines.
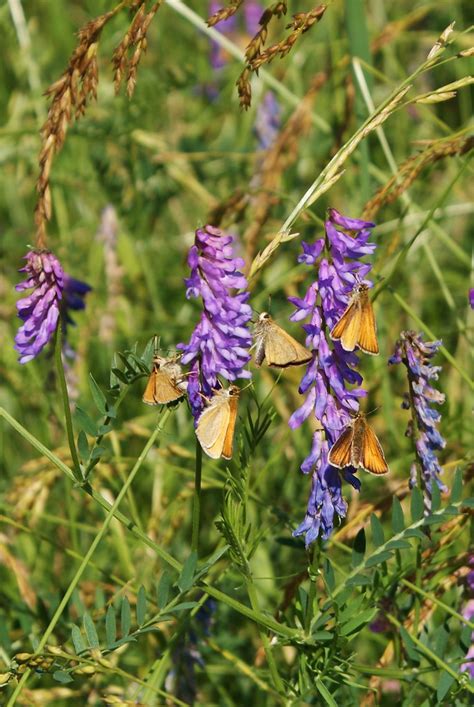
14, 249, 91, 364
389, 331, 446, 504
178, 225, 252, 421
288, 209, 377, 544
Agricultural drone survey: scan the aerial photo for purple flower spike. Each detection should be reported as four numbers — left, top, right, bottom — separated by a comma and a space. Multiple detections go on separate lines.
469, 288, 474, 309
14, 249, 91, 364
389, 331, 446, 505
178, 225, 252, 421
15, 250, 64, 364
289, 209, 377, 544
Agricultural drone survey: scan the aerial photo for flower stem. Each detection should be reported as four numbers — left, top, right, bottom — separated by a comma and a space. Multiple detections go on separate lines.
54, 323, 82, 482
6, 408, 172, 706
245, 578, 285, 696
191, 438, 203, 553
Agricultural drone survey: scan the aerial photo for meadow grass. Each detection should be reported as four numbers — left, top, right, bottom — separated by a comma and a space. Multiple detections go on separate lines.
0, 1, 473, 704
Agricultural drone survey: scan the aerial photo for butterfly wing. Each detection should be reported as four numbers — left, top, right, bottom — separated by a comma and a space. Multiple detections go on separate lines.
221, 393, 239, 459
142, 369, 159, 405
359, 423, 389, 475
153, 371, 184, 404
328, 426, 354, 468
196, 398, 231, 459
331, 299, 362, 352
357, 292, 379, 355
265, 323, 312, 367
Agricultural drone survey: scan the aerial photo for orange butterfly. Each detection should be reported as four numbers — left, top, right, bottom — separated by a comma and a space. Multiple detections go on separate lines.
328, 413, 389, 475
330, 283, 379, 355
142, 355, 186, 405
254, 312, 312, 368
196, 385, 240, 460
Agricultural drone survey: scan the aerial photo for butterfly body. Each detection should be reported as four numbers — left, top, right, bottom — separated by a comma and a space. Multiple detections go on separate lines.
142, 356, 186, 405
254, 312, 312, 368
330, 283, 379, 355
196, 385, 240, 459
328, 413, 388, 475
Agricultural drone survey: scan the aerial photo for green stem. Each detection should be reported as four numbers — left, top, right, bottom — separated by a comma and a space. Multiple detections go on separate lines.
0, 406, 300, 640
245, 579, 285, 697
84, 383, 132, 480
54, 324, 82, 481
401, 578, 474, 631
386, 613, 471, 689
6, 409, 172, 706
191, 438, 202, 553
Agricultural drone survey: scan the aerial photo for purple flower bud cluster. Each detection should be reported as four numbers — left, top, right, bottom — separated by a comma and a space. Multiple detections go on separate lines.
288, 209, 376, 545
178, 225, 252, 421
470, 288, 474, 309
14, 250, 91, 364
389, 332, 446, 500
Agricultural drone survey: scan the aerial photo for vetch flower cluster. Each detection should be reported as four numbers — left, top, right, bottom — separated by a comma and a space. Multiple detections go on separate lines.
288, 209, 376, 544
14, 249, 90, 364
389, 331, 446, 501
178, 225, 252, 421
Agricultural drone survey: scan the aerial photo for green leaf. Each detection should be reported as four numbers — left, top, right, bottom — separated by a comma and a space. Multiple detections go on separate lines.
157, 571, 172, 608
352, 528, 366, 567
399, 626, 421, 663
177, 551, 198, 593
430, 481, 441, 511
340, 608, 378, 636
462, 497, 474, 508
53, 670, 73, 684
365, 551, 392, 568
136, 586, 147, 627
142, 338, 155, 369
195, 545, 229, 579
410, 487, 424, 521
437, 670, 455, 701
77, 431, 89, 462
165, 601, 199, 614
315, 678, 338, 707
89, 374, 107, 415
324, 559, 335, 592
385, 539, 412, 551
404, 528, 426, 541
71, 625, 86, 655
111, 368, 129, 384
121, 597, 131, 637
392, 496, 405, 534
90, 446, 106, 461
298, 587, 308, 620
370, 514, 385, 547
105, 605, 116, 648
450, 468, 463, 503
311, 630, 333, 641
346, 573, 371, 587
83, 612, 99, 649
75, 407, 98, 436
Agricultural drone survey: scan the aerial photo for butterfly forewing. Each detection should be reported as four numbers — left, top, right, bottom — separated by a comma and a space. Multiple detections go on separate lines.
357, 293, 379, 355
221, 391, 239, 459
196, 403, 230, 458
328, 413, 388, 475
330, 284, 379, 355
142, 358, 185, 405
360, 422, 389, 475
254, 313, 312, 368
328, 426, 354, 468
196, 386, 240, 459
